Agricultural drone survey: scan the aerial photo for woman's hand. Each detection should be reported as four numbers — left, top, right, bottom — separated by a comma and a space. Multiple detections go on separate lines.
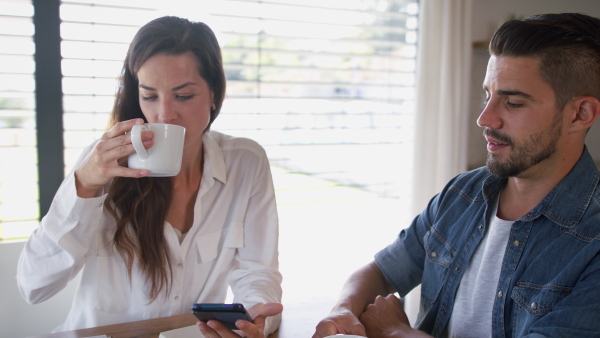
74, 118, 153, 198
197, 302, 283, 338
312, 307, 367, 338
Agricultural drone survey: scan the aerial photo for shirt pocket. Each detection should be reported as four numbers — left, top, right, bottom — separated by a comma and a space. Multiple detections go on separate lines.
511, 281, 573, 316
195, 222, 245, 264
421, 229, 456, 304
90, 255, 161, 319
93, 228, 159, 316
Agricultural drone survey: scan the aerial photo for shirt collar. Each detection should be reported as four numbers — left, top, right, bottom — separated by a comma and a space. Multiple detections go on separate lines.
483, 146, 599, 227
535, 147, 599, 227
203, 131, 227, 184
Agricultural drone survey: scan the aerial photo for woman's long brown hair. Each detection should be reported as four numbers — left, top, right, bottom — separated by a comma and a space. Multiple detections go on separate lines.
104, 16, 226, 301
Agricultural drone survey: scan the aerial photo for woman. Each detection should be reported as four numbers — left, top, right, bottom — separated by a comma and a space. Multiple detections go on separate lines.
17, 16, 282, 338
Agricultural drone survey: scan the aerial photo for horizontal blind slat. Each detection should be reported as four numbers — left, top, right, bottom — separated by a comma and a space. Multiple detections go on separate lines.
0, 0, 37, 240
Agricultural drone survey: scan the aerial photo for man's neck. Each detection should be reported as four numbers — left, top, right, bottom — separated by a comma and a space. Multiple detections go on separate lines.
496, 147, 583, 221
497, 178, 555, 221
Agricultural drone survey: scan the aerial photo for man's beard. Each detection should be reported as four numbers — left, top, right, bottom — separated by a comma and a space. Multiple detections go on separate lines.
485, 112, 562, 178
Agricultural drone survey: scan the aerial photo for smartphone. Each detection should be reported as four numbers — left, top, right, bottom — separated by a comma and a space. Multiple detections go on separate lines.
192, 303, 253, 330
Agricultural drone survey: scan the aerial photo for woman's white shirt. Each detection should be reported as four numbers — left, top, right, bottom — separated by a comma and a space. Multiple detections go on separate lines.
16, 130, 282, 334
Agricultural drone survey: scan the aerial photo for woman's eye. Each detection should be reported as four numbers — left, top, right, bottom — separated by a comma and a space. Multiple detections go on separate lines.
177, 95, 194, 100
141, 95, 156, 101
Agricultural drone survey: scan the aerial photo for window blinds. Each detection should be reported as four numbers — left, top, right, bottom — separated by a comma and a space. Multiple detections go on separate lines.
0, 0, 419, 240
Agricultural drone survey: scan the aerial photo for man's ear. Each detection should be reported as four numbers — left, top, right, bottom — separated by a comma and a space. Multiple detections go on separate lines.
569, 96, 600, 132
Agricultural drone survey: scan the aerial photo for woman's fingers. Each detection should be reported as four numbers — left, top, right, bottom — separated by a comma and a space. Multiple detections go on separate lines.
101, 118, 145, 140
74, 119, 152, 198
197, 320, 241, 338
248, 302, 284, 319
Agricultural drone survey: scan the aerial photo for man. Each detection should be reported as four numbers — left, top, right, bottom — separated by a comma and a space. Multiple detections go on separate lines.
313, 13, 600, 338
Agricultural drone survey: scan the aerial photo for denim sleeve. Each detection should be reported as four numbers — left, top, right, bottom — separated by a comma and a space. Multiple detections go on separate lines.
374, 192, 443, 297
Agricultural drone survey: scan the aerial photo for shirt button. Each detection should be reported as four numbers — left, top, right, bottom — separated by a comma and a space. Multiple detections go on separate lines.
441, 309, 447, 315
497, 291, 503, 298
455, 267, 460, 273
431, 252, 437, 258
177, 263, 183, 268
530, 302, 538, 310
513, 240, 520, 246
174, 295, 180, 301
478, 224, 484, 231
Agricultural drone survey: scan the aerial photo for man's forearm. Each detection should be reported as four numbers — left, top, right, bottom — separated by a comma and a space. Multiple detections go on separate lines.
333, 261, 395, 316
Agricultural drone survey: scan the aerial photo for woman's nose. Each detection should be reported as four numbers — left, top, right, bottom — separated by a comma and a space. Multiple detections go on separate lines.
158, 99, 177, 123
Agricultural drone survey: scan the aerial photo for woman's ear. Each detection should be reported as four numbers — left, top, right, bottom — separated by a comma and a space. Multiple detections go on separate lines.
570, 96, 600, 133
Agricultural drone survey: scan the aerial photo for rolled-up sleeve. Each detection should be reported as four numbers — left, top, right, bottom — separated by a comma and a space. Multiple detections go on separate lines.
17, 144, 106, 304
227, 144, 282, 335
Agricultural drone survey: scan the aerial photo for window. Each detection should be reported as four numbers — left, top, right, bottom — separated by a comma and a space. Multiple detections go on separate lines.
1, 0, 419, 266
0, 0, 38, 240
60, 1, 158, 170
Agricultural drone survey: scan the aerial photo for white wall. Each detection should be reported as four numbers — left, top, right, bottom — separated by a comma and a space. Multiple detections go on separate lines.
467, 0, 600, 168
0, 241, 80, 338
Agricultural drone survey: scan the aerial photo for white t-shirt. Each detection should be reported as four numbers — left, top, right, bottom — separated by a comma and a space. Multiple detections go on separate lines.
447, 197, 513, 337
17, 130, 282, 335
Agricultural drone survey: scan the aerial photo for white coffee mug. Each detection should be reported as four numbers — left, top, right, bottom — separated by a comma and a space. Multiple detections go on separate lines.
128, 123, 185, 177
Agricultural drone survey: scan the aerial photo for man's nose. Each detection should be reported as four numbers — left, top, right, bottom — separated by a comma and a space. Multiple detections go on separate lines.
477, 100, 502, 130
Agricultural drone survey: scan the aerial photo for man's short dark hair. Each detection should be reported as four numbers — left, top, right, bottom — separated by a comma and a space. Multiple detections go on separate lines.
489, 13, 600, 110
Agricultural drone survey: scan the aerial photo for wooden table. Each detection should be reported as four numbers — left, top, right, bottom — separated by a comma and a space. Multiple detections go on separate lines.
23, 297, 335, 338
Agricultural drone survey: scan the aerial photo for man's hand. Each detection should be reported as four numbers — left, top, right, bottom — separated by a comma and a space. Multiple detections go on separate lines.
197, 302, 283, 338
360, 294, 430, 338
312, 308, 367, 338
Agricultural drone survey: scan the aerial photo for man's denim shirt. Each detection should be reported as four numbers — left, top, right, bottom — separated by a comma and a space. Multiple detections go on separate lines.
375, 148, 600, 337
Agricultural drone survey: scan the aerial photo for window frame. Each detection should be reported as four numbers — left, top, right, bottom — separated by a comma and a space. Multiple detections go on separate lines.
0, 0, 419, 241
33, 0, 64, 218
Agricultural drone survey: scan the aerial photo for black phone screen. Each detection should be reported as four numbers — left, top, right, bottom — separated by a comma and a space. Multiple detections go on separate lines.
192, 303, 253, 330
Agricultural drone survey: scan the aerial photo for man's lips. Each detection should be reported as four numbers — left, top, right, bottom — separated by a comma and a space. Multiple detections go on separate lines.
486, 136, 509, 151
483, 128, 512, 152
486, 136, 507, 145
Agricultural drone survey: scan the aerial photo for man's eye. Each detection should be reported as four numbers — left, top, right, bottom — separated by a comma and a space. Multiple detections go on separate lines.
507, 101, 524, 108
482, 96, 490, 108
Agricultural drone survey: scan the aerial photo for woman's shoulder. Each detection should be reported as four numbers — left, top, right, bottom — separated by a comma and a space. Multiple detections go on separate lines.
206, 130, 267, 157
